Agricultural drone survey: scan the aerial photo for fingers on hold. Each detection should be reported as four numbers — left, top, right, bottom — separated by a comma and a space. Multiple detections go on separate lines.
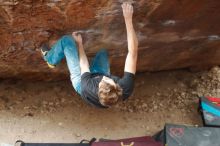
125, 3, 133, 10
130, 5, 133, 12
122, 3, 126, 10
122, 2, 129, 8
125, 3, 129, 9
72, 32, 77, 36
127, 3, 132, 8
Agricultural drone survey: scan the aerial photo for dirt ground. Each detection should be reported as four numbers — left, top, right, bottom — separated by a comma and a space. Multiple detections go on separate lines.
1, 66, 220, 144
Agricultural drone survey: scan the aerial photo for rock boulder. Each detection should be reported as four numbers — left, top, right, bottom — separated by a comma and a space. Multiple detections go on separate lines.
0, 0, 220, 80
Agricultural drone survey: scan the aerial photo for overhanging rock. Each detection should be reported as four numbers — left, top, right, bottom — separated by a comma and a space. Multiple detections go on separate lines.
0, 0, 220, 80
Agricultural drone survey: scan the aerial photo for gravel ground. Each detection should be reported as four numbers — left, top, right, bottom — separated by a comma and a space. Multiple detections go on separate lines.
0, 66, 220, 144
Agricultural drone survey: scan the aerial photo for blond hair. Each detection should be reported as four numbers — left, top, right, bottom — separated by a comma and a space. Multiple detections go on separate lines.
98, 81, 123, 107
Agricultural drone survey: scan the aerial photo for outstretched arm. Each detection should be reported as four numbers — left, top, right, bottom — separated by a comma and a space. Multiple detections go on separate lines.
72, 32, 90, 74
122, 3, 138, 74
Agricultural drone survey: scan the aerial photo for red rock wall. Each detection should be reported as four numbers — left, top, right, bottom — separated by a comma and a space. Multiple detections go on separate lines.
0, 0, 220, 80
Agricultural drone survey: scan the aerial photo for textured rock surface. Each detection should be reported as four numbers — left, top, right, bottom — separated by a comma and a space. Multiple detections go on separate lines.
0, 0, 220, 80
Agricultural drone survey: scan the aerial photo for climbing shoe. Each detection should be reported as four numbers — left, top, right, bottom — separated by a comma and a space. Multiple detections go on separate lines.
40, 44, 56, 68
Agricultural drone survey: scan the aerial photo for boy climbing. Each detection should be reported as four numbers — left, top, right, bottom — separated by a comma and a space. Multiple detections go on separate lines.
41, 2, 138, 108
